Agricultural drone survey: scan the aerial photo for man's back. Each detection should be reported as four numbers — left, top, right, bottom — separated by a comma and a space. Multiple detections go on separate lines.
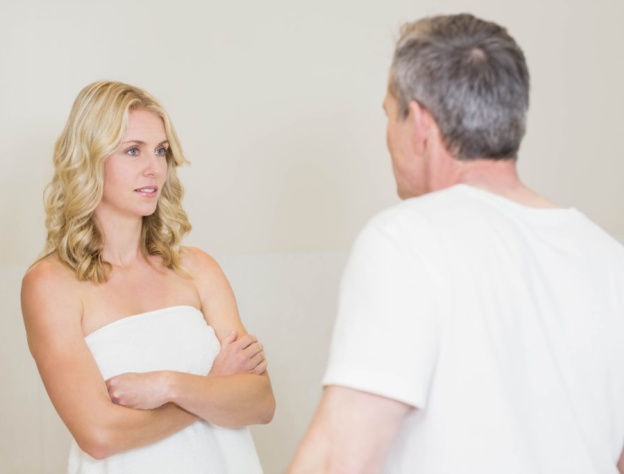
288, 14, 624, 474
325, 184, 624, 473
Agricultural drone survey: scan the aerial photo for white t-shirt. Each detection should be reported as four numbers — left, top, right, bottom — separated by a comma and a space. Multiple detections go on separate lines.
323, 184, 624, 474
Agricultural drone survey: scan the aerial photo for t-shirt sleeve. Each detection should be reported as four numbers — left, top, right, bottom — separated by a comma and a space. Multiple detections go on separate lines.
322, 211, 441, 408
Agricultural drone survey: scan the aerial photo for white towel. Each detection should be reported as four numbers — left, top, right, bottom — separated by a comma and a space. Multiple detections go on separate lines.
67, 306, 263, 474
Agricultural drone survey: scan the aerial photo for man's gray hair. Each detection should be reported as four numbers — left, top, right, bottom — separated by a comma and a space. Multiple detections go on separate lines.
390, 13, 530, 160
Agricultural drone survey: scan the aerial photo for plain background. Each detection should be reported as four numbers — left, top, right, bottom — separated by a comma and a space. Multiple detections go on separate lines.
1, 0, 623, 472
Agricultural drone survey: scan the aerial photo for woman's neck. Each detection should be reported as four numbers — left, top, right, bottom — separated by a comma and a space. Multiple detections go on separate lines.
93, 211, 145, 267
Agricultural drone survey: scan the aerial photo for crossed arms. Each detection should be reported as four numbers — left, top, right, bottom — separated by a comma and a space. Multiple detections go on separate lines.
21, 248, 274, 459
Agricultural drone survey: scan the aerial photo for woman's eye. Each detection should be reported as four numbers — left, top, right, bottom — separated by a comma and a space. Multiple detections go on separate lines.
156, 147, 168, 157
127, 148, 139, 156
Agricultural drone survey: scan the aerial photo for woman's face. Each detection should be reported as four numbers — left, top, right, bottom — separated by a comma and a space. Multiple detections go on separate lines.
95, 108, 169, 223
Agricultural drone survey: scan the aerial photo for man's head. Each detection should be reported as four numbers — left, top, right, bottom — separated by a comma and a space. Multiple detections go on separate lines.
388, 13, 530, 161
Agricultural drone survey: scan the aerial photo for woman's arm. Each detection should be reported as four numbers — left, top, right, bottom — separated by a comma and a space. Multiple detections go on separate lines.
106, 247, 276, 427
106, 329, 273, 426
21, 260, 198, 459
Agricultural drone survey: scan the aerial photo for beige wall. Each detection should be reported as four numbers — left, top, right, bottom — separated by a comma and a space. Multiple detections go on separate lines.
1, 0, 623, 472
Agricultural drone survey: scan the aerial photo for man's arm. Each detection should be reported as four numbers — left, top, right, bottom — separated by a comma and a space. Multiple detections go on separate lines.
618, 446, 624, 474
288, 385, 413, 474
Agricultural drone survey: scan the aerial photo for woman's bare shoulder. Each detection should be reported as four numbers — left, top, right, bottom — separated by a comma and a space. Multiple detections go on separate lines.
22, 255, 81, 310
179, 246, 235, 306
24, 254, 75, 284
180, 246, 222, 278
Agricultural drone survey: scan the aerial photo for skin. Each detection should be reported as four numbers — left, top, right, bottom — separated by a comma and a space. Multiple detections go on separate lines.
287, 387, 412, 473
289, 85, 624, 473
22, 109, 274, 460
382, 89, 557, 208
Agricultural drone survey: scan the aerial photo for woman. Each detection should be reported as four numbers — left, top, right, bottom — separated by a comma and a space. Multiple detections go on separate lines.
21, 81, 275, 473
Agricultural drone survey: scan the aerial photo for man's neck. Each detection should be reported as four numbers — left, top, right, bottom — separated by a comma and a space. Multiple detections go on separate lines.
453, 158, 559, 208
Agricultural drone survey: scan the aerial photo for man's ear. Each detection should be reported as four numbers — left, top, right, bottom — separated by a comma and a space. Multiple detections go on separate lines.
407, 100, 437, 151
406, 100, 433, 153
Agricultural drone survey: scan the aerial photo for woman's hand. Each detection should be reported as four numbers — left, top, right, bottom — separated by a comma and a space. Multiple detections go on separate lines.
210, 330, 267, 376
106, 371, 171, 410
106, 330, 267, 410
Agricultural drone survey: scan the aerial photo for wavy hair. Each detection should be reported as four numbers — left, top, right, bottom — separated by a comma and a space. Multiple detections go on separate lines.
390, 14, 530, 160
40, 81, 191, 283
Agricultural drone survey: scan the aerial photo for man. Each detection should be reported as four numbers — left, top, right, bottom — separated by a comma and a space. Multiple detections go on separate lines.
288, 13, 624, 474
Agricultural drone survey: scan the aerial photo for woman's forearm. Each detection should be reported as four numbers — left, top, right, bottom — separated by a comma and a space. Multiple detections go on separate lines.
81, 401, 198, 459
165, 371, 275, 428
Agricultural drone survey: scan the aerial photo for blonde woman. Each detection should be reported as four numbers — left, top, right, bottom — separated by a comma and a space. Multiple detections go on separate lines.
21, 81, 274, 473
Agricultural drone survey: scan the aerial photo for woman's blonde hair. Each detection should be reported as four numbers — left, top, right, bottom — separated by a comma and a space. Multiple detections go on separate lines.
41, 80, 192, 283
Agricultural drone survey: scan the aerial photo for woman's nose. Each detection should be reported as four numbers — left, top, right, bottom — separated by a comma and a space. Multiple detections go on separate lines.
143, 153, 166, 177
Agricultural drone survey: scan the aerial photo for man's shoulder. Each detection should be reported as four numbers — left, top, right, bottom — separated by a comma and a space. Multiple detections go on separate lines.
366, 187, 467, 232
354, 191, 462, 257
572, 216, 624, 261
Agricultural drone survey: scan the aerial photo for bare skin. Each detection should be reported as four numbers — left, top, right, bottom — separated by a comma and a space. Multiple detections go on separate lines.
289, 90, 624, 472
287, 387, 411, 473
22, 109, 274, 460
382, 90, 558, 209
